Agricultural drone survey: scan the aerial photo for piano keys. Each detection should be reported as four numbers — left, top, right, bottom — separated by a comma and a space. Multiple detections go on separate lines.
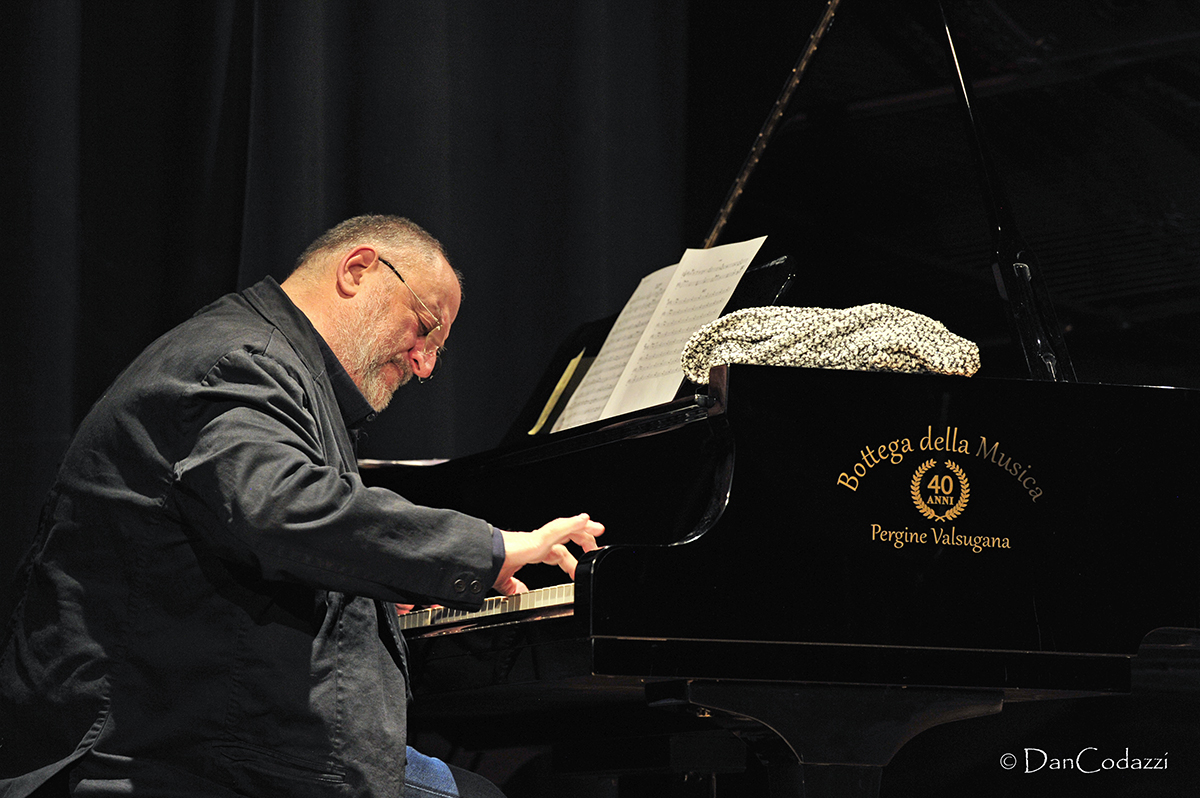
398, 583, 575, 635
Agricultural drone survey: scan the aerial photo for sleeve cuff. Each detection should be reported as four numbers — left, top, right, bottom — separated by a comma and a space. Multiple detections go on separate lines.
490, 526, 506, 585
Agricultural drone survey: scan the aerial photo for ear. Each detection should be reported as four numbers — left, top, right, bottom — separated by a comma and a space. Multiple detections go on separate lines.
334, 246, 380, 298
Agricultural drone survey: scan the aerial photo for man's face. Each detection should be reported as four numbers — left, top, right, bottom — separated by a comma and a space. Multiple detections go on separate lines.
333, 253, 459, 411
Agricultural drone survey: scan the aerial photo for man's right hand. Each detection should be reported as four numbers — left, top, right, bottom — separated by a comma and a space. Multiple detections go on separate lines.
495, 513, 604, 593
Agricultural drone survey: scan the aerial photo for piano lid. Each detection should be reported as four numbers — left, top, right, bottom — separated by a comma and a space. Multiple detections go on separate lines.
684, 0, 1200, 390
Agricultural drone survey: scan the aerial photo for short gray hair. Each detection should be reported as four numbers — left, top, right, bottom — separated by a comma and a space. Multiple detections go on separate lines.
292, 215, 448, 275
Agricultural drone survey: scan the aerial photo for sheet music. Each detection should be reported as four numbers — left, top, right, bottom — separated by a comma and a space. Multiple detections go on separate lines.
601, 237, 765, 418
552, 236, 766, 432
551, 264, 679, 432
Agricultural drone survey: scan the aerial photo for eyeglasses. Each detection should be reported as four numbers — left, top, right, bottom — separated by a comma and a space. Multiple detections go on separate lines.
378, 256, 444, 357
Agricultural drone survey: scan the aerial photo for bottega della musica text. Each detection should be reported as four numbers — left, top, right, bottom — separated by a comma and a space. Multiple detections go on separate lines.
836, 425, 1042, 501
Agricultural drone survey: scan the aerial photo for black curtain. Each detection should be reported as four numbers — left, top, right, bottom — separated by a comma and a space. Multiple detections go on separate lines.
2, 0, 688, 586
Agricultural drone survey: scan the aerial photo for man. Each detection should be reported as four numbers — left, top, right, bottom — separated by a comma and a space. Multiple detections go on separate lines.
0, 215, 603, 797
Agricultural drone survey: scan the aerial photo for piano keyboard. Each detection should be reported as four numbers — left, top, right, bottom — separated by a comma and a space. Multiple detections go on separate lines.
397, 583, 575, 633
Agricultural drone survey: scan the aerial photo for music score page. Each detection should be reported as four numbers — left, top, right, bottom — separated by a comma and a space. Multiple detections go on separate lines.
552, 236, 766, 431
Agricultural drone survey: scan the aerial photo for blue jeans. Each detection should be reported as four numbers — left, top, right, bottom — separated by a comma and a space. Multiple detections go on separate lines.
404, 747, 505, 798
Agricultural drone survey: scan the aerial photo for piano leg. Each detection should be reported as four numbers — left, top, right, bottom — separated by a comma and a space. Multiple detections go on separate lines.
646, 681, 1004, 798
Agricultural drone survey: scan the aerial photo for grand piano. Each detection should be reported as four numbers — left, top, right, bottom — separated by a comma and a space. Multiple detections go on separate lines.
365, 362, 1200, 796
364, 3, 1200, 796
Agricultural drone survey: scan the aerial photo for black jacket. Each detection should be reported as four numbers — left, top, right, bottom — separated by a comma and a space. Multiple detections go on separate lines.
0, 278, 500, 797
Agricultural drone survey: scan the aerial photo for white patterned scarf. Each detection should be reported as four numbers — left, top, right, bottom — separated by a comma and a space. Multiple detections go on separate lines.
680, 304, 980, 384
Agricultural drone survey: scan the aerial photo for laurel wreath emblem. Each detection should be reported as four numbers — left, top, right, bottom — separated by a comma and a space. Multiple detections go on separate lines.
910, 459, 970, 521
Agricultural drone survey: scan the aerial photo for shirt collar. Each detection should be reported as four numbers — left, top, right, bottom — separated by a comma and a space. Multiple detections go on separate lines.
316, 334, 378, 429
243, 277, 378, 430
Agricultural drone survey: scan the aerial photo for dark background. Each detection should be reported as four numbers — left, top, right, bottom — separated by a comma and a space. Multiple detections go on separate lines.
4, 1, 1200, 794
8, 0, 1200, 558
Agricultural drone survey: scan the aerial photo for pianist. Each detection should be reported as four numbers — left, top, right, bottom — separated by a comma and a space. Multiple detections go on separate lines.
0, 215, 603, 798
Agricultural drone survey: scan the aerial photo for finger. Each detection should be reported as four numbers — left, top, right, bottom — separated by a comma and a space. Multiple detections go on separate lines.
496, 576, 528, 595
539, 516, 605, 552
540, 513, 603, 537
546, 543, 579, 580
557, 524, 603, 554
535, 514, 588, 537
573, 516, 604, 540
573, 522, 605, 552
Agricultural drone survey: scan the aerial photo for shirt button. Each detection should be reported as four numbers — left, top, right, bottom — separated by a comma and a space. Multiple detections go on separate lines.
453, 579, 467, 593
469, 580, 483, 594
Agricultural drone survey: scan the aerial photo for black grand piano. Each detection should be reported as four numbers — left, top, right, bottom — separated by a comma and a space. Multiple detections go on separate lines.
364, 3, 1200, 796
365, 363, 1200, 796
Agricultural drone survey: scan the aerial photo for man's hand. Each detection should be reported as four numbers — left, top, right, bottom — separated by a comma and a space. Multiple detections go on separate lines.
495, 513, 604, 594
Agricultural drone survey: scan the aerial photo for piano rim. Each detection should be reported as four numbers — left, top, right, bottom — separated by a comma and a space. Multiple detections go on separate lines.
404, 614, 1139, 703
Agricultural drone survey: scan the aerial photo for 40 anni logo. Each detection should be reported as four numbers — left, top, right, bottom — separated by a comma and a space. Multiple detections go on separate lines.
872, 456, 1011, 553
839, 426, 1019, 554
910, 459, 970, 521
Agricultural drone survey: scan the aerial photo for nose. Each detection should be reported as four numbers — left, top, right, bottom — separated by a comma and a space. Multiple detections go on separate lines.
411, 347, 437, 380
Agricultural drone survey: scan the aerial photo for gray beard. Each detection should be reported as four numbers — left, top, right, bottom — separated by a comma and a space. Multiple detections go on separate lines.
328, 291, 411, 411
